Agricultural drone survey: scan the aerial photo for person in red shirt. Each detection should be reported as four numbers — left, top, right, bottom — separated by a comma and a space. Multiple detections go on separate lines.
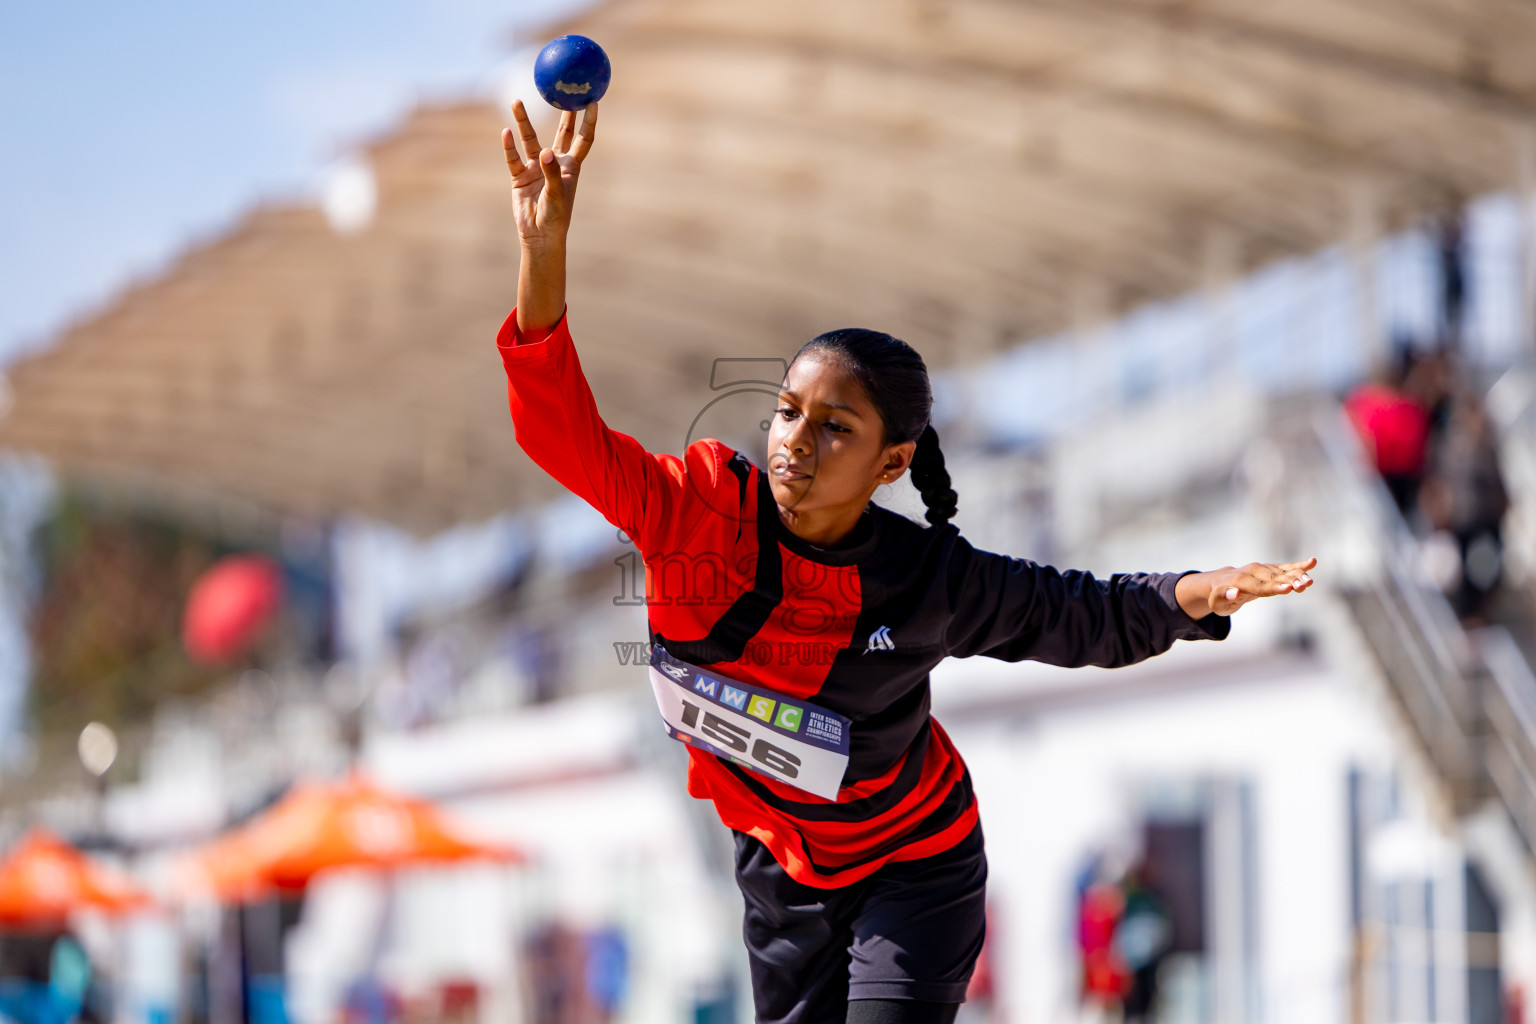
1343, 380, 1430, 516
495, 100, 1317, 1024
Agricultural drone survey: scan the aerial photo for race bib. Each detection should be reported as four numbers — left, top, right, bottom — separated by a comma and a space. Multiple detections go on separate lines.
648, 643, 852, 800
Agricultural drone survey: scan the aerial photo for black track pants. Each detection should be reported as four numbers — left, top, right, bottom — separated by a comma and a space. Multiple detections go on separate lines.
732, 822, 987, 1024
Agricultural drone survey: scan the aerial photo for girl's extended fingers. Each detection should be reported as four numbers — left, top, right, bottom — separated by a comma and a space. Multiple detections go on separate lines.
553, 109, 576, 154
538, 147, 565, 199
512, 99, 544, 165
570, 101, 598, 162
502, 127, 526, 177
1271, 564, 1308, 584
1280, 557, 1317, 588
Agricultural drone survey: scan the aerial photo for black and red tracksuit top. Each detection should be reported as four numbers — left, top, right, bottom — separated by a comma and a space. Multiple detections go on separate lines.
497, 308, 1231, 888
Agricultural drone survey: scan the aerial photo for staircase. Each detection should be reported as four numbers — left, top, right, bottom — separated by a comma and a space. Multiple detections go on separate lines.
1263, 399, 1536, 861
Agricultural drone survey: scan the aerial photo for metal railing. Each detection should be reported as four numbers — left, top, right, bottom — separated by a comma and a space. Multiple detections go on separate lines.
1264, 402, 1488, 808
1487, 362, 1536, 612
1474, 625, 1536, 856
1264, 399, 1536, 855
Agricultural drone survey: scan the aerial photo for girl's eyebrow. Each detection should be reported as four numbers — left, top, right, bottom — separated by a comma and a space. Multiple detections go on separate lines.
778, 387, 862, 416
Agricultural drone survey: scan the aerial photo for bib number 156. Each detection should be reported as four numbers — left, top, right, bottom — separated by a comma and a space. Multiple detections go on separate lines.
679, 699, 803, 777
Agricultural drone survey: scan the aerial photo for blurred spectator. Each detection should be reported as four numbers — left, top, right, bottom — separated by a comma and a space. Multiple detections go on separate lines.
584, 926, 628, 1022
279, 517, 336, 664
339, 973, 400, 1024
1114, 861, 1174, 1024
1347, 339, 1512, 626
957, 901, 1000, 1023
1344, 373, 1430, 517
0, 929, 98, 1024
0, 931, 56, 1024
47, 934, 91, 1023
1423, 389, 1511, 625
524, 921, 586, 1024
402, 628, 464, 725
1073, 851, 1176, 1024
523, 921, 624, 1024
1406, 348, 1455, 436
1437, 211, 1468, 348
690, 977, 738, 1024
505, 622, 561, 705
1076, 875, 1129, 1013
435, 978, 480, 1023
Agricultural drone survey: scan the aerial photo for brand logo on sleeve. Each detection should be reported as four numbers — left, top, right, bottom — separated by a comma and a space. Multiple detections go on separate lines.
863, 625, 895, 654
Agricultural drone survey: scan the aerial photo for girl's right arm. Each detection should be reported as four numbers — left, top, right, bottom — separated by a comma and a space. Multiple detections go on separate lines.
497, 101, 732, 553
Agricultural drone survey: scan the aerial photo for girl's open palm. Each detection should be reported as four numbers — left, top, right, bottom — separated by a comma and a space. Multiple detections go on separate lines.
1207, 556, 1317, 615
1174, 556, 1317, 619
502, 99, 597, 248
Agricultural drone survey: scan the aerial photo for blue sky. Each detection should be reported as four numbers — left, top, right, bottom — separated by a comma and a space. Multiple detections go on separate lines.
0, 0, 580, 363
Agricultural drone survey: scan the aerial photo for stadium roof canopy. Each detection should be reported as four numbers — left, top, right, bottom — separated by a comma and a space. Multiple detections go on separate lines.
5, 0, 1536, 533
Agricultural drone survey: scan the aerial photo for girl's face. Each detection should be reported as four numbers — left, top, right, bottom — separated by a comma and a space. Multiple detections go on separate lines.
766, 352, 915, 515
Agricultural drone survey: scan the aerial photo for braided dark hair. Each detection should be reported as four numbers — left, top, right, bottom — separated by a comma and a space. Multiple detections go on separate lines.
789, 328, 958, 527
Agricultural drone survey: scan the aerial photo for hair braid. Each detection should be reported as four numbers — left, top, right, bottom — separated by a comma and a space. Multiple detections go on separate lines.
909, 424, 959, 526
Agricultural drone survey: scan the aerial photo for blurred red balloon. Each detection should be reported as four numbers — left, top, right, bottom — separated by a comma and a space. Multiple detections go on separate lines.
182, 555, 284, 665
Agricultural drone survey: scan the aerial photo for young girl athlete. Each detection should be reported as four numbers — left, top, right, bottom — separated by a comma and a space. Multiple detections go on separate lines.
497, 100, 1317, 1024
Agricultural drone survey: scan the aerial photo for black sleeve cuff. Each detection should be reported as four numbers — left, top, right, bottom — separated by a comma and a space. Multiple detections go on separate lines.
1164, 570, 1232, 641
1193, 610, 1232, 641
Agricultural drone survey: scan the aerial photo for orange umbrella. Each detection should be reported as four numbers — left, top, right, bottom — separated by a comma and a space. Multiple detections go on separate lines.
181, 774, 523, 902
0, 829, 152, 928
186, 782, 335, 902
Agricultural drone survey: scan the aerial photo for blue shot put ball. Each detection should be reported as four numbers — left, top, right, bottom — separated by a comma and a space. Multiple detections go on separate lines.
533, 34, 611, 111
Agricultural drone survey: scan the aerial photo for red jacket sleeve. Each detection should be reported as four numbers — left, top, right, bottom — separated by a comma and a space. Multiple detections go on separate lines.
496, 307, 734, 557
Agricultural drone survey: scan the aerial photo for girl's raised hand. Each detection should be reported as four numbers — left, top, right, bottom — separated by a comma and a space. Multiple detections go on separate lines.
502, 99, 597, 249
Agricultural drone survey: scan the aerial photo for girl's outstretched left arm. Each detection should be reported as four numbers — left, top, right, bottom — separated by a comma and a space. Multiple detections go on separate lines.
942, 535, 1317, 667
